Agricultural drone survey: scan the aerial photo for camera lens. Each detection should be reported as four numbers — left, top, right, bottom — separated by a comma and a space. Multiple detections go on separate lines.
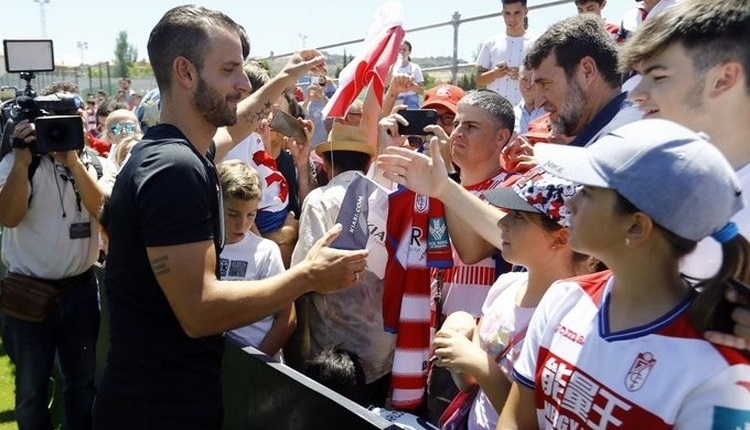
44, 123, 70, 143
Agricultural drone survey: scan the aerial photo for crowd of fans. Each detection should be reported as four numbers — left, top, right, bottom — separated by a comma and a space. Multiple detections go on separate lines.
1, 0, 749, 429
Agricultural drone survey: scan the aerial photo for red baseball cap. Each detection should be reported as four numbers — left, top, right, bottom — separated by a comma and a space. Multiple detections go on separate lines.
293, 86, 305, 103
421, 84, 465, 115
522, 113, 552, 144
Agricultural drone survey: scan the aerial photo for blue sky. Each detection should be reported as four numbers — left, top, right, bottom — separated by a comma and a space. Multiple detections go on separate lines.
1, 0, 633, 67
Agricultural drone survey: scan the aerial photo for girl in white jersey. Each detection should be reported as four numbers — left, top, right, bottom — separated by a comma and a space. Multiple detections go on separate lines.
431, 169, 600, 430
498, 119, 750, 429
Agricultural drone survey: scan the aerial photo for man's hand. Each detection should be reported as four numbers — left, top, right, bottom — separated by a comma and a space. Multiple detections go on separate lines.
12, 120, 35, 163
286, 119, 314, 167
303, 224, 369, 294
494, 62, 509, 79
387, 75, 414, 96
501, 134, 537, 173
423, 124, 455, 173
51, 150, 82, 168
705, 286, 750, 352
281, 49, 327, 81
378, 111, 409, 148
376, 137, 450, 198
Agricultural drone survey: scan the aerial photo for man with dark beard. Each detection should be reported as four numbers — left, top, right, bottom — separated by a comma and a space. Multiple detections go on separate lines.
93, 6, 368, 429
522, 14, 641, 147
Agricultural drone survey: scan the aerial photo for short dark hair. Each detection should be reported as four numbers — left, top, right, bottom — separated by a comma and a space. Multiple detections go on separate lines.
574, 0, 604, 5
147, 5, 248, 94
304, 347, 365, 400
321, 150, 371, 174
243, 60, 270, 94
96, 100, 128, 119
282, 90, 306, 120
620, 0, 750, 94
525, 14, 620, 89
502, 0, 527, 6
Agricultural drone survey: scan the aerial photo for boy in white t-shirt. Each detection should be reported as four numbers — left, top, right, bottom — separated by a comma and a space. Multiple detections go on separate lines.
621, 0, 750, 349
218, 160, 296, 358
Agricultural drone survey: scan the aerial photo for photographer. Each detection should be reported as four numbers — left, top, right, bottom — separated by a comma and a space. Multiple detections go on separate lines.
0, 81, 104, 430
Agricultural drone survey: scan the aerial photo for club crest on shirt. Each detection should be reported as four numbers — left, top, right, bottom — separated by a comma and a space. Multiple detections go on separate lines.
414, 194, 429, 213
625, 352, 656, 391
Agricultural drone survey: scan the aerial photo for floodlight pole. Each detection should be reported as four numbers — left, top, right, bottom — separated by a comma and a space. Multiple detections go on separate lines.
33, 0, 50, 38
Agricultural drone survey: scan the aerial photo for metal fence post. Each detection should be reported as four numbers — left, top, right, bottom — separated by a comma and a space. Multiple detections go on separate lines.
451, 12, 461, 85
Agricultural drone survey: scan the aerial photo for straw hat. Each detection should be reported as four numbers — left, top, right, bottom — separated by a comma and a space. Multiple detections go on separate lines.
315, 123, 375, 157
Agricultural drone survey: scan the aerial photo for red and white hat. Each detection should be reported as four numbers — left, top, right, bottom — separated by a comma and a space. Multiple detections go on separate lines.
421, 84, 465, 115
484, 169, 577, 227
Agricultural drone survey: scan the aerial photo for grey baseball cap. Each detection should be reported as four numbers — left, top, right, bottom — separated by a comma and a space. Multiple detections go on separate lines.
535, 119, 744, 242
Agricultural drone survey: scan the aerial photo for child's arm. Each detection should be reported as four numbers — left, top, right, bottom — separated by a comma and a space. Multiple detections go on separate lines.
258, 302, 297, 357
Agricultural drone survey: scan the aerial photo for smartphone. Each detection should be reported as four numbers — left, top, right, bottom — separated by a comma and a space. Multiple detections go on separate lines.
269, 109, 306, 143
397, 109, 437, 136
709, 278, 750, 334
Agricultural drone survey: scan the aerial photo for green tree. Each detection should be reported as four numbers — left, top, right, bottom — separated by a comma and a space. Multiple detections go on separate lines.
114, 31, 138, 78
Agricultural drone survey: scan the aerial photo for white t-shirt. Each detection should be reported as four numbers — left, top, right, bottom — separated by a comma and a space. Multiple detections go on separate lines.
468, 272, 535, 430
476, 33, 536, 106
394, 61, 424, 98
222, 232, 285, 349
0, 152, 100, 278
681, 163, 750, 278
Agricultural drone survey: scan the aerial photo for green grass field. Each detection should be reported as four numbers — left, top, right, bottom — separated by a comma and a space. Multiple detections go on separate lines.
0, 242, 66, 430
0, 335, 18, 430
0, 330, 66, 430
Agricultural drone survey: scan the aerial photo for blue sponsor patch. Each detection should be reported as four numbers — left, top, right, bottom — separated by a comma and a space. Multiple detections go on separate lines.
712, 406, 750, 429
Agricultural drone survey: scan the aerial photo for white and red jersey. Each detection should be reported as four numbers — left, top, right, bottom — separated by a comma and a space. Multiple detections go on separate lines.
513, 271, 750, 429
223, 132, 289, 213
436, 170, 514, 319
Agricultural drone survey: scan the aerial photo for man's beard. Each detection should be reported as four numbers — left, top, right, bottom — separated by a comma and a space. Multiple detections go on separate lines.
557, 79, 588, 137
192, 75, 238, 127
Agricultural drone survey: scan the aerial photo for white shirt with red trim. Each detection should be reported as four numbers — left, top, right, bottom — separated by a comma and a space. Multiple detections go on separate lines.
223, 132, 288, 213
513, 271, 750, 429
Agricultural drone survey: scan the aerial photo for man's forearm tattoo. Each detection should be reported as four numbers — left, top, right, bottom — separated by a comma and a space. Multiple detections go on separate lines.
243, 100, 273, 124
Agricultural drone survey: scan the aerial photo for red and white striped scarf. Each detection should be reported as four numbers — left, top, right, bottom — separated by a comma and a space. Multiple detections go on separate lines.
383, 187, 451, 410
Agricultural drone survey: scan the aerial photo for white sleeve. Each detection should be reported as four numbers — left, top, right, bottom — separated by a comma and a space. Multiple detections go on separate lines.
674, 364, 750, 429
290, 194, 327, 266
476, 39, 492, 68
0, 151, 16, 188
512, 281, 572, 388
412, 63, 424, 84
259, 238, 285, 278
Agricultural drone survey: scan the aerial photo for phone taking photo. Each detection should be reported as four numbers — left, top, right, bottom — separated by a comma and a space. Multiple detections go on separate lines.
397, 109, 438, 136
269, 109, 307, 143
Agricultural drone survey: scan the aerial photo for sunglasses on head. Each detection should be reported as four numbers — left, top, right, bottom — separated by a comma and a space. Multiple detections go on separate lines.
110, 122, 137, 136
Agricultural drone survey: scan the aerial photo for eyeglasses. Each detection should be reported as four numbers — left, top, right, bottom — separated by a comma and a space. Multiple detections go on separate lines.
110, 122, 137, 136
438, 114, 455, 124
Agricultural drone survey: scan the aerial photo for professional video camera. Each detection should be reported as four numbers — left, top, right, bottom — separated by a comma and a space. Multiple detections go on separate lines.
1, 39, 85, 155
